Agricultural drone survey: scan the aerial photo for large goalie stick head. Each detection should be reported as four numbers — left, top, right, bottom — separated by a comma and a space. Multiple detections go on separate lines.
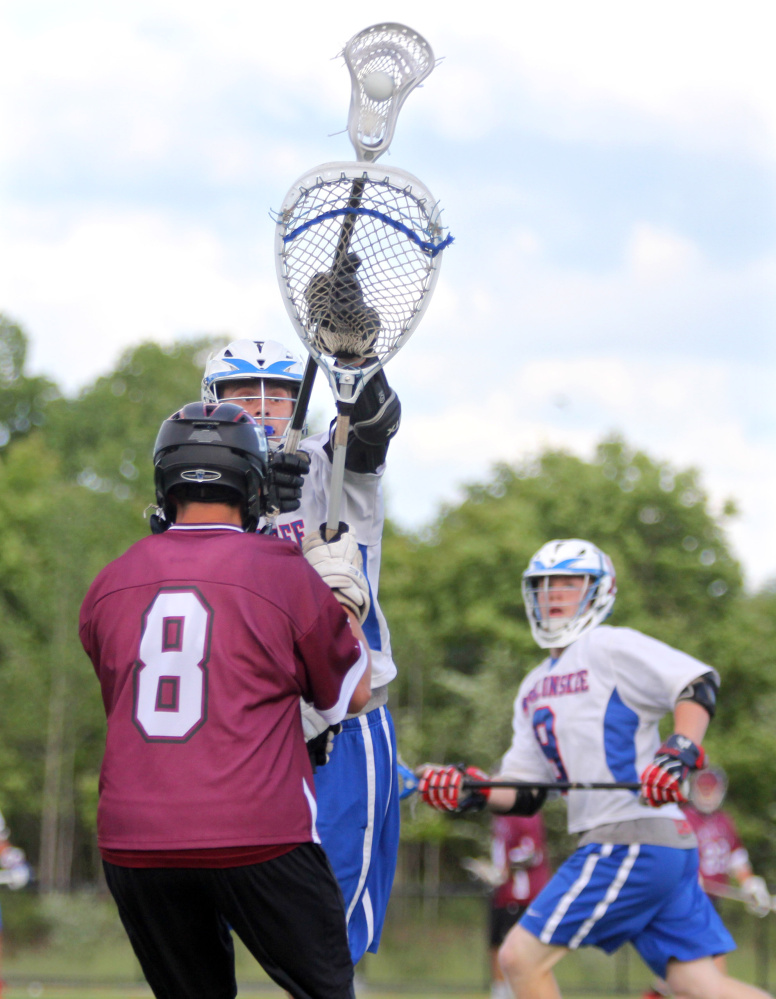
344, 23, 434, 162
274, 161, 452, 404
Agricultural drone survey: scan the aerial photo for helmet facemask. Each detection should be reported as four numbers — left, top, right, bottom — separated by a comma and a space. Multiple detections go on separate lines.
210, 379, 298, 452
201, 339, 304, 452
522, 539, 617, 649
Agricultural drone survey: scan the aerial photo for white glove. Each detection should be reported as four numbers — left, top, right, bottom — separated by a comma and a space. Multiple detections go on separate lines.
302, 526, 371, 625
300, 699, 329, 741
1, 846, 30, 890
741, 875, 772, 918
300, 700, 339, 769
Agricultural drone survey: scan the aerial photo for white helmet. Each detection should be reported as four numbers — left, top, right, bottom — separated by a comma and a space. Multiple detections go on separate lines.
201, 339, 304, 449
522, 539, 617, 649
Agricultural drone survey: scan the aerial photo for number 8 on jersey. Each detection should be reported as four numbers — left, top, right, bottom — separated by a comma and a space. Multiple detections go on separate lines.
134, 588, 212, 740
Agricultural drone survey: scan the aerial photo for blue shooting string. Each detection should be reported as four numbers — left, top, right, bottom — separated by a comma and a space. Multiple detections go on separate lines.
283, 207, 454, 257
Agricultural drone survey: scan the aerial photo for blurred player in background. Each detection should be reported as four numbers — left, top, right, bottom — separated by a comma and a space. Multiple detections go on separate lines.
418, 538, 772, 999
465, 814, 551, 999
0, 812, 31, 999
201, 339, 401, 964
80, 402, 373, 999
685, 767, 771, 916
644, 767, 772, 999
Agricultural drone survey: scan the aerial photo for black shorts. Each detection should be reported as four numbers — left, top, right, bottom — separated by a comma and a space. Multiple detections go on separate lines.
103, 843, 354, 999
489, 902, 528, 948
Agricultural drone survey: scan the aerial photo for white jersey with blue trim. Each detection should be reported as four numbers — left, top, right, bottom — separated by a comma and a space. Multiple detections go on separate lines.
262, 431, 396, 689
499, 625, 718, 834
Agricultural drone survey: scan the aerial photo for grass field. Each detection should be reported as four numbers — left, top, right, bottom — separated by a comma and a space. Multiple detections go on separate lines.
2, 891, 771, 998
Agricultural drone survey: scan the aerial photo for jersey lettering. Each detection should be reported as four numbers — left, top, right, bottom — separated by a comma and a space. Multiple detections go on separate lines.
133, 588, 212, 741
522, 669, 588, 713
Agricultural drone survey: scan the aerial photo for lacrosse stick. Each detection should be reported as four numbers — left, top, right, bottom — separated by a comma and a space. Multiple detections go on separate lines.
461, 857, 504, 888
277, 24, 434, 458
462, 778, 643, 792
411, 770, 707, 802
275, 24, 449, 539
702, 879, 776, 915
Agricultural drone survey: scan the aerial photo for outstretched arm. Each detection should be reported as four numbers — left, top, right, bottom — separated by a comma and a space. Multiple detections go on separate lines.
323, 367, 401, 474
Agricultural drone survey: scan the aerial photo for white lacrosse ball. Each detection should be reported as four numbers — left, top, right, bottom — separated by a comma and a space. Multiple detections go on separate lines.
362, 71, 395, 101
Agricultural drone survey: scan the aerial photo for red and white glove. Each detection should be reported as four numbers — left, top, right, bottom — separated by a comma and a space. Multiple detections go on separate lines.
417, 764, 491, 813
640, 734, 706, 807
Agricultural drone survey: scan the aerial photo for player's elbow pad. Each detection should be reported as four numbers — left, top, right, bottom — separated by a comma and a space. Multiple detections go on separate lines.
676, 671, 719, 719
504, 787, 547, 817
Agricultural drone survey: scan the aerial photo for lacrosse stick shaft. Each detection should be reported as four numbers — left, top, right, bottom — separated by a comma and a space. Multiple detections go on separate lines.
284, 355, 317, 454
325, 374, 356, 538
702, 880, 776, 911
462, 779, 643, 792
334, 176, 366, 269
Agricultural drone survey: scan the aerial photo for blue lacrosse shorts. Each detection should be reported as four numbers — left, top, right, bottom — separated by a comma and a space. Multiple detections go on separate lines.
313, 704, 400, 964
519, 842, 735, 978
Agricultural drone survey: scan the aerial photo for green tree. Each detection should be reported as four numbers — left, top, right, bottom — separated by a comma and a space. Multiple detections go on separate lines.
382, 439, 776, 877
0, 314, 59, 449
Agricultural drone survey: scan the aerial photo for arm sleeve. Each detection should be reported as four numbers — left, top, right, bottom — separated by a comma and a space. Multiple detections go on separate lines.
322, 370, 401, 474
293, 567, 367, 723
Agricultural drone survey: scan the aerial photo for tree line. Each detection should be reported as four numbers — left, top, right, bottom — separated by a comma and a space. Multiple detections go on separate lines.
1, 314, 774, 892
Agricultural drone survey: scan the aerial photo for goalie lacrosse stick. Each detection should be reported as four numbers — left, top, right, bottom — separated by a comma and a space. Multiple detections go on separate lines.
275, 24, 449, 538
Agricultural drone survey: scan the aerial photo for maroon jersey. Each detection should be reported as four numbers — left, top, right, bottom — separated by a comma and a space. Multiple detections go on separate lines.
491, 814, 551, 907
684, 806, 749, 888
79, 524, 366, 854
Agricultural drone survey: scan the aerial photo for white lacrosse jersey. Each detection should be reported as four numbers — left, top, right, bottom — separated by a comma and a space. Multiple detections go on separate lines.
263, 431, 396, 689
499, 625, 718, 834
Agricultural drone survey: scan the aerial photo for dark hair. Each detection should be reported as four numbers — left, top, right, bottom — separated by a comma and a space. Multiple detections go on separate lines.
168, 483, 244, 508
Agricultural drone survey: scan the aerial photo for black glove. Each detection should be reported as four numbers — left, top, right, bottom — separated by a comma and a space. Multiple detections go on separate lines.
307, 724, 342, 770
264, 450, 310, 517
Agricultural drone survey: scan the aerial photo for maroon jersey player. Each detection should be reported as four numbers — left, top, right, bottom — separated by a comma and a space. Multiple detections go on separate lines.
80, 402, 372, 999
489, 815, 551, 999
684, 767, 770, 914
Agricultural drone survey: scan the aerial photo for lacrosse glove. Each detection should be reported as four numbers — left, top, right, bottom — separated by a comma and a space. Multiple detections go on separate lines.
741, 875, 771, 918
302, 524, 371, 624
300, 699, 341, 771
264, 450, 310, 517
417, 764, 491, 814
0, 845, 31, 890
640, 734, 706, 807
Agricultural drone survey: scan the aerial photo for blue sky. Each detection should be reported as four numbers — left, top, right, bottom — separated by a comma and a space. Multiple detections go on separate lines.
1, 0, 774, 587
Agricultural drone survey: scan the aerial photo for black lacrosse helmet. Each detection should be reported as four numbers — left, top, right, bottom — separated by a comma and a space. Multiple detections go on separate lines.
151, 402, 269, 533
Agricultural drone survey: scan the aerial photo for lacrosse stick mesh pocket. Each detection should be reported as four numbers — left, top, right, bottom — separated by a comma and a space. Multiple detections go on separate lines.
275, 164, 452, 363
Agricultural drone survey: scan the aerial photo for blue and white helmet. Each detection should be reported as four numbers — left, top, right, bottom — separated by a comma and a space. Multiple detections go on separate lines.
202, 339, 303, 400
521, 539, 617, 649
201, 339, 304, 449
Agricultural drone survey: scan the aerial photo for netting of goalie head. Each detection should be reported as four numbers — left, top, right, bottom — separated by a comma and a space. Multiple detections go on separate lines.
278, 172, 449, 363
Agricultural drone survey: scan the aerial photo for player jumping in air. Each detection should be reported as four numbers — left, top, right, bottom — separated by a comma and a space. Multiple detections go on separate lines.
80, 402, 373, 999
201, 339, 401, 964
417, 539, 772, 999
